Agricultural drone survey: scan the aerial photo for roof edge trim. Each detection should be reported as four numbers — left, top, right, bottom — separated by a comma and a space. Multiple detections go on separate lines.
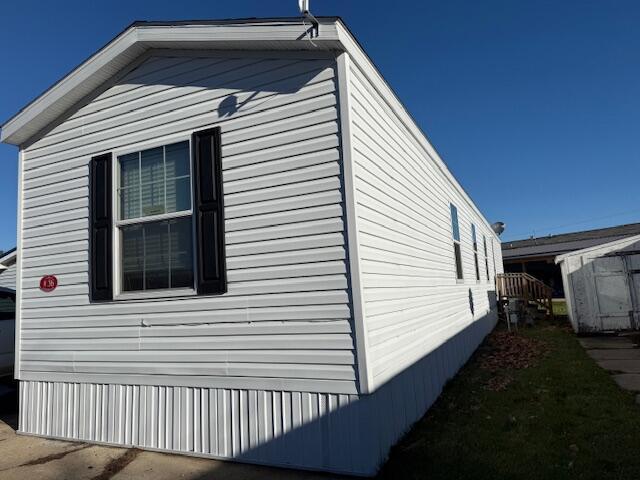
0, 18, 342, 146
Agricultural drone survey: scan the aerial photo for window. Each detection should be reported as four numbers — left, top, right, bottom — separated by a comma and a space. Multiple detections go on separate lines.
471, 223, 480, 281
117, 141, 194, 292
450, 204, 463, 280
88, 127, 227, 301
491, 239, 497, 278
483, 235, 490, 281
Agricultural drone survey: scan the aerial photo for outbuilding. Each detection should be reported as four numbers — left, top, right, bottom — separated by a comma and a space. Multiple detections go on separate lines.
0, 17, 503, 476
556, 234, 640, 334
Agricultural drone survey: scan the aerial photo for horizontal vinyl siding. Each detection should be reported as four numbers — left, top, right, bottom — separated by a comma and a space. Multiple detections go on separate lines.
348, 59, 504, 389
0, 262, 16, 290
19, 53, 356, 394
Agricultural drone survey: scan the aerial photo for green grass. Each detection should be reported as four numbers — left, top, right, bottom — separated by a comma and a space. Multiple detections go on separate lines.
378, 322, 640, 480
553, 299, 569, 316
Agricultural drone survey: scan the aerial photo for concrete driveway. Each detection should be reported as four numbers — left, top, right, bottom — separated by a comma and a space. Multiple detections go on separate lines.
0, 381, 349, 480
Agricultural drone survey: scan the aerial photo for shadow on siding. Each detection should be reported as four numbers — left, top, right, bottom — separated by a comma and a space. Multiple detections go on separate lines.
189, 304, 499, 477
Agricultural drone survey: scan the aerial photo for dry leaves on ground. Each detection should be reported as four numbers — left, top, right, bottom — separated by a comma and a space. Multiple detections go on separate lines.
479, 331, 548, 390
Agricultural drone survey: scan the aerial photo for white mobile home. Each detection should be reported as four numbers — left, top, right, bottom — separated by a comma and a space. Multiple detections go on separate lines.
556, 234, 640, 333
0, 17, 503, 476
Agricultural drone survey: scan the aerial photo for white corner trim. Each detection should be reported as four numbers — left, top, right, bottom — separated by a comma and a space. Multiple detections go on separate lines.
14, 148, 24, 380
336, 52, 373, 395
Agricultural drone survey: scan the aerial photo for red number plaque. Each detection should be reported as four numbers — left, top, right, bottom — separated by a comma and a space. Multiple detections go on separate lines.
39, 275, 58, 293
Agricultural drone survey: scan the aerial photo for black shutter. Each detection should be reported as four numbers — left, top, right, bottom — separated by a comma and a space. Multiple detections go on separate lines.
89, 153, 113, 301
193, 127, 227, 295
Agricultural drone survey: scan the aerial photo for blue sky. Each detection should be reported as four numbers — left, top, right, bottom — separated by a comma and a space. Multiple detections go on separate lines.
1, 0, 639, 250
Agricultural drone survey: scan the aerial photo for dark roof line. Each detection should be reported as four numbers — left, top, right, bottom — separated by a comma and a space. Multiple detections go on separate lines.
0, 247, 16, 263
503, 222, 640, 250
130, 16, 342, 27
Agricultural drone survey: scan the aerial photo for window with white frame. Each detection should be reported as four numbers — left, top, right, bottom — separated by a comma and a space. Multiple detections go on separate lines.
483, 235, 490, 281
117, 141, 194, 292
450, 204, 463, 280
471, 223, 480, 281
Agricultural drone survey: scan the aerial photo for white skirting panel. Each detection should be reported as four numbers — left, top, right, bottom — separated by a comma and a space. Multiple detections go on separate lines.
19, 310, 497, 477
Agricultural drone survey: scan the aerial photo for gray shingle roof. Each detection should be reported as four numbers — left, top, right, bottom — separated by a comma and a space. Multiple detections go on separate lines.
502, 223, 640, 260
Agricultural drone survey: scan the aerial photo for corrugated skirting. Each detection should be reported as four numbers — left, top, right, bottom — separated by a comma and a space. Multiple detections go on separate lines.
19, 310, 497, 476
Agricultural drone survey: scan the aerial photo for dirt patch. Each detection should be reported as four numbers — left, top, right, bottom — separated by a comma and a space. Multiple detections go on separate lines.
479, 331, 548, 390
91, 448, 141, 480
17, 444, 92, 467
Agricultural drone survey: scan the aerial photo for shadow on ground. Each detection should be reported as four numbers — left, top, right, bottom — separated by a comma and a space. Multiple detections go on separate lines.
0, 377, 17, 430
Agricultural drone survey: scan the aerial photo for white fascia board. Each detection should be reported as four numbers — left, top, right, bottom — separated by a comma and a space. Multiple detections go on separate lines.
555, 233, 640, 264
334, 22, 501, 243
1, 28, 141, 145
135, 20, 341, 44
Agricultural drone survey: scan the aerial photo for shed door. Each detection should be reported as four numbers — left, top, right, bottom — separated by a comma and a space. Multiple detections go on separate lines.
591, 256, 634, 331
625, 254, 640, 328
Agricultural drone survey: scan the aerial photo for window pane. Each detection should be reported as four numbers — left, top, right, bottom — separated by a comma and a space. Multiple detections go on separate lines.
170, 217, 194, 288
120, 153, 139, 188
474, 252, 480, 281
165, 142, 190, 178
454, 243, 463, 280
140, 147, 164, 184
121, 218, 193, 292
450, 204, 460, 241
120, 187, 140, 220
166, 176, 191, 214
122, 225, 144, 291
120, 142, 191, 221
471, 224, 477, 251
145, 222, 169, 290
141, 181, 165, 216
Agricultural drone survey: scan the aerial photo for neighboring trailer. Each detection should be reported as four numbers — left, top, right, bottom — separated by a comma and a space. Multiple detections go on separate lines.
0, 18, 503, 476
556, 234, 640, 333
0, 248, 17, 291
0, 249, 16, 377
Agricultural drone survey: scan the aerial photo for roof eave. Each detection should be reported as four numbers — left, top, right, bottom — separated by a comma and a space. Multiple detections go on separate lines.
0, 18, 345, 146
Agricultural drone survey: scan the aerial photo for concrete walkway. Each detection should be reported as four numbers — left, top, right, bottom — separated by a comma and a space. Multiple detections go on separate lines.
0, 402, 348, 480
580, 335, 640, 400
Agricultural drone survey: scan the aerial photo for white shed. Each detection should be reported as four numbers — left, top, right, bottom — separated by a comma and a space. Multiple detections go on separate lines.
0, 17, 503, 476
556, 234, 640, 333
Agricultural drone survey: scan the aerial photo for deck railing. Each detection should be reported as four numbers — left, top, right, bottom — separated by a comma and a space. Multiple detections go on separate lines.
496, 272, 554, 319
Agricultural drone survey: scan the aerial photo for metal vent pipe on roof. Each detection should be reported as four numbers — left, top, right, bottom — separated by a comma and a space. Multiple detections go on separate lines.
298, 0, 319, 37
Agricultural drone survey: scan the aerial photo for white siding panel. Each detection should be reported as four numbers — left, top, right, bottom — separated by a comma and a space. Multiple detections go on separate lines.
19, 53, 355, 394
348, 59, 504, 390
